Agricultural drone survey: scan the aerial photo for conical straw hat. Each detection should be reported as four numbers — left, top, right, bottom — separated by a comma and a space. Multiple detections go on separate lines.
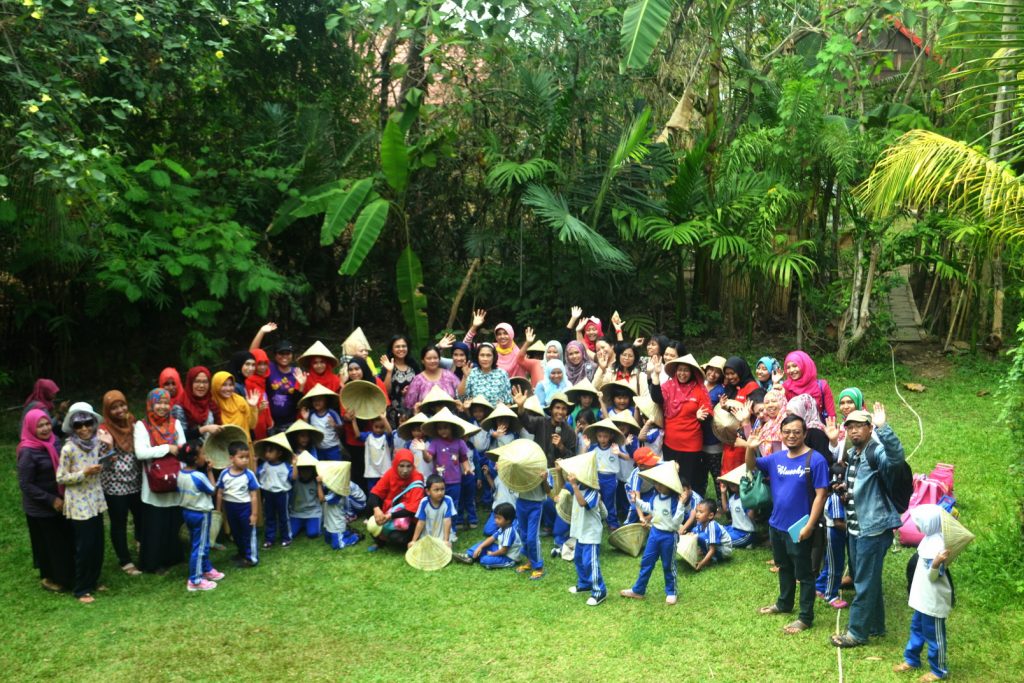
522, 395, 544, 416
676, 533, 701, 568
340, 379, 387, 420
492, 439, 548, 493
294, 450, 319, 468
254, 432, 295, 461
422, 407, 467, 439
526, 340, 546, 354
609, 411, 641, 433
634, 393, 663, 427
204, 424, 250, 469
549, 466, 566, 496
481, 403, 521, 433
365, 516, 383, 538
397, 412, 429, 441
545, 391, 574, 413
405, 534, 452, 571
297, 340, 338, 368
342, 327, 372, 356
712, 401, 743, 445
299, 382, 341, 412
584, 418, 625, 446
664, 353, 705, 383
468, 395, 494, 411
455, 414, 482, 439
940, 509, 975, 563
601, 378, 637, 404
718, 463, 749, 488
704, 356, 726, 372
285, 419, 324, 447
419, 385, 458, 412
317, 460, 351, 496
566, 378, 600, 403
556, 451, 599, 490
555, 489, 573, 522
640, 461, 684, 495
610, 523, 650, 557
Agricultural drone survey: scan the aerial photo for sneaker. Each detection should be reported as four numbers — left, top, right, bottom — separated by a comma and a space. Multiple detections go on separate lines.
203, 569, 225, 581
586, 594, 607, 606
619, 589, 644, 600
666, 595, 678, 605
515, 563, 533, 574
233, 558, 257, 569
452, 553, 474, 565
281, 540, 292, 548
187, 579, 217, 592
568, 586, 586, 594
262, 541, 273, 549
529, 569, 545, 580
550, 547, 560, 558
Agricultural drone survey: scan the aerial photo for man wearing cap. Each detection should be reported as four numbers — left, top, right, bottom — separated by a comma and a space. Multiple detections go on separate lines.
512, 387, 577, 468
250, 322, 307, 434
831, 402, 905, 649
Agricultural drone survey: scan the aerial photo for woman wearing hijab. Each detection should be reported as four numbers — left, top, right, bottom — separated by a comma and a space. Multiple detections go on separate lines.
211, 371, 260, 440
171, 366, 221, 441
517, 335, 564, 387
158, 368, 182, 404
535, 359, 572, 409
23, 378, 61, 422
751, 388, 788, 456
494, 322, 527, 379
228, 351, 256, 396
648, 354, 712, 491
826, 387, 878, 463
779, 350, 836, 420
341, 355, 391, 491
247, 349, 274, 440
785, 393, 832, 463
17, 409, 75, 593
755, 356, 780, 392
564, 340, 597, 385
367, 449, 425, 549
98, 391, 143, 576
719, 356, 761, 472
133, 388, 186, 573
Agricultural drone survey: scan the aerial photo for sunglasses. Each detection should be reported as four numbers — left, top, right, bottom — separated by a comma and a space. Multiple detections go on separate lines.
72, 420, 96, 429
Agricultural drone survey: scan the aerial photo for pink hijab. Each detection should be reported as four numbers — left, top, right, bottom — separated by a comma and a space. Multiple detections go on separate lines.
494, 323, 525, 378
24, 379, 59, 412
781, 350, 819, 398
19, 408, 62, 494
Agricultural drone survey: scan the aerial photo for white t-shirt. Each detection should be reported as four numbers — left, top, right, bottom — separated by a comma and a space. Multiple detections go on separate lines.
257, 461, 292, 493
216, 469, 258, 504
593, 445, 619, 475
908, 555, 953, 618
728, 493, 756, 532
308, 410, 341, 449
569, 486, 603, 544
415, 495, 456, 539
364, 433, 393, 479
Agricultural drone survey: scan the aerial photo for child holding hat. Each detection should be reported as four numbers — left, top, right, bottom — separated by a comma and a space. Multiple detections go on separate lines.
318, 461, 365, 549
558, 453, 606, 606
255, 434, 294, 548
621, 461, 688, 604
624, 447, 660, 525
584, 418, 628, 531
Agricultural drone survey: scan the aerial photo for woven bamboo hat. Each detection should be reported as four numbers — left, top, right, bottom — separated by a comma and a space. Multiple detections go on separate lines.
718, 463, 749, 487
365, 516, 383, 538
405, 534, 452, 571
285, 419, 325, 447
940, 509, 975, 563
397, 412, 429, 441
297, 340, 338, 368
676, 533, 701, 568
481, 403, 521, 433
640, 461, 684, 495
584, 418, 625, 446
299, 382, 341, 412
467, 395, 494, 412
634, 393, 663, 427
556, 451, 599, 490
340, 379, 387, 420
491, 439, 548, 492
610, 523, 650, 558
419, 385, 458, 414
609, 411, 641, 434
454, 414, 482, 439
665, 353, 705, 383
342, 327, 372, 357
545, 391, 574, 413
555, 489, 573, 522
566, 378, 600, 404
510, 376, 533, 397
601, 379, 638, 405
522, 394, 544, 416
526, 340, 546, 354
712, 400, 744, 445
204, 424, 250, 469
316, 460, 351, 496
549, 466, 566, 496
294, 450, 319, 468
254, 432, 295, 461
704, 356, 727, 372
423, 407, 467, 439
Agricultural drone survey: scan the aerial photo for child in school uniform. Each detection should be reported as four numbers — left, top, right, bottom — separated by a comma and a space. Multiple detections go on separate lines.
480, 449, 518, 538
285, 420, 324, 461
691, 500, 733, 570
718, 478, 756, 548
559, 453, 606, 606
572, 409, 597, 453
394, 412, 432, 480
676, 477, 703, 535
289, 451, 324, 539
453, 502, 523, 569
623, 447, 660, 524
177, 441, 223, 591
476, 404, 514, 512
318, 461, 365, 549
815, 491, 848, 609
610, 411, 641, 527
360, 415, 394, 493
585, 418, 628, 531
409, 475, 456, 546
256, 433, 294, 548
566, 380, 599, 428
461, 397, 495, 529
216, 441, 260, 568
621, 461, 688, 604
299, 386, 343, 461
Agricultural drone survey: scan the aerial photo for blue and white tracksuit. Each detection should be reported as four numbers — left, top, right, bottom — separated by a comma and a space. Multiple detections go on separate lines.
178, 469, 215, 584
592, 444, 622, 530
290, 476, 322, 538
904, 553, 953, 679
569, 484, 605, 599
516, 482, 546, 570
324, 482, 366, 549
623, 466, 656, 525
465, 523, 523, 569
632, 493, 688, 596
258, 460, 292, 544
724, 492, 756, 548
693, 519, 733, 562
815, 493, 846, 601
217, 468, 260, 564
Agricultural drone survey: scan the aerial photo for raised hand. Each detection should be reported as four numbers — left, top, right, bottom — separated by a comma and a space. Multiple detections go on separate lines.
293, 368, 307, 387
824, 416, 840, 442
872, 401, 886, 429
633, 337, 645, 347
575, 317, 588, 332
260, 322, 278, 334
247, 389, 262, 407
696, 406, 710, 421
648, 354, 662, 376
511, 385, 527, 408
379, 355, 394, 372
772, 365, 784, 384
611, 311, 622, 327
597, 348, 610, 369
437, 333, 456, 349
746, 426, 764, 452
570, 305, 583, 320
97, 430, 113, 448
524, 326, 536, 344
472, 309, 487, 328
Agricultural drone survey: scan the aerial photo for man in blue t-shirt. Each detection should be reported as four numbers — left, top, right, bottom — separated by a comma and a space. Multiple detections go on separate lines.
746, 414, 828, 635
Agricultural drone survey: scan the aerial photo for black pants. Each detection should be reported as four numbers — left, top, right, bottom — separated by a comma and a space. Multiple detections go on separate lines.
770, 527, 815, 626
71, 515, 104, 597
105, 491, 143, 566
137, 503, 183, 573
345, 444, 366, 496
25, 514, 75, 588
662, 446, 709, 497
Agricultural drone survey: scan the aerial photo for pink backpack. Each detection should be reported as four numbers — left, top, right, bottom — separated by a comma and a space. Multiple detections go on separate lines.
897, 476, 950, 546
929, 463, 955, 494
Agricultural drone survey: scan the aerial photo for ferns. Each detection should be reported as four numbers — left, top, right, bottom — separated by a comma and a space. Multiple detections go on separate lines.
485, 158, 562, 193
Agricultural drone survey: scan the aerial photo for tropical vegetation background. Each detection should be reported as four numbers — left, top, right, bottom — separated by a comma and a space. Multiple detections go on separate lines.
1, 0, 1022, 388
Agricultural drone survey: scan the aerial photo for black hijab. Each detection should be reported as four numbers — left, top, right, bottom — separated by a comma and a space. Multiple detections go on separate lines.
723, 356, 756, 399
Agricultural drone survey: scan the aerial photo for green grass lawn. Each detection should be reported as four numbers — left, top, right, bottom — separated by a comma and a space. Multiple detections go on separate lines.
2, 358, 1022, 682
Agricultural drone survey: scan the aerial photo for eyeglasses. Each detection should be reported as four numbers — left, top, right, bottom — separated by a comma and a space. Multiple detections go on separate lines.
72, 420, 96, 429
780, 429, 804, 436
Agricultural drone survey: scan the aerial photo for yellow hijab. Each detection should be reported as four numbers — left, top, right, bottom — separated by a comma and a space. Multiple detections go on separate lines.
211, 371, 255, 436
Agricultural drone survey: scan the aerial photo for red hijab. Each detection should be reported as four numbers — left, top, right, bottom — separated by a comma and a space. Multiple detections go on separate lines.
178, 366, 218, 427
370, 449, 424, 514
158, 368, 182, 404
19, 409, 61, 493
304, 356, 341, 392
246, 349, 274, 440
24, 379, 59, 412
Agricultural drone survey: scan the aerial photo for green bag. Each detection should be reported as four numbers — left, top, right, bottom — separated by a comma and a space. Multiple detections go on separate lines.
740, 468, 773, 516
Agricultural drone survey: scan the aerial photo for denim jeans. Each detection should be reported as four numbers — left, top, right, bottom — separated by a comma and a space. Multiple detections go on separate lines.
769, 527, 815, 626
846, 529, 893, 641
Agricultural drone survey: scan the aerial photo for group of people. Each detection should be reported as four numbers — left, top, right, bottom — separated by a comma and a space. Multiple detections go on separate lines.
15, 308, 955, 681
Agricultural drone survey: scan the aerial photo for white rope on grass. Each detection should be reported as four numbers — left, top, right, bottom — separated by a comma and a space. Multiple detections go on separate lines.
836, 606, 844, 683
889, 343, 925, 460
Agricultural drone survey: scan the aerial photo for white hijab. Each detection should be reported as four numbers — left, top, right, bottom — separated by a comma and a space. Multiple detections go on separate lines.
911, 504, 945, 560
